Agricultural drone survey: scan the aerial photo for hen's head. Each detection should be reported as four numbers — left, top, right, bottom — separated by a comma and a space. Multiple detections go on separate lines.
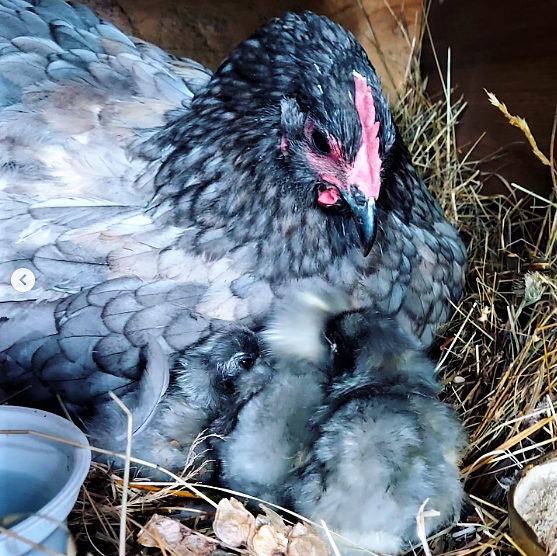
166, 12, 401, 265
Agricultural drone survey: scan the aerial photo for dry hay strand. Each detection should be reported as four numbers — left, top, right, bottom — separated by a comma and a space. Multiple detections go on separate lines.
393, 29, 557, 556
65, 10, 557, 556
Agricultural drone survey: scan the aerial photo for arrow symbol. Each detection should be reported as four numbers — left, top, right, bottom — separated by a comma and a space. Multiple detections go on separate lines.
11, 268, 36, 292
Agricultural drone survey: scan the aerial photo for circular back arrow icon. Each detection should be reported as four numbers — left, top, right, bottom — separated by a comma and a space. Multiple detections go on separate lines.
11, 268, 36, 293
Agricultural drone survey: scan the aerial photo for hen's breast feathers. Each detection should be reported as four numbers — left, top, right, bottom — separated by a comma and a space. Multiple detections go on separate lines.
0, 0, 212, 301
360, 208, 466, 344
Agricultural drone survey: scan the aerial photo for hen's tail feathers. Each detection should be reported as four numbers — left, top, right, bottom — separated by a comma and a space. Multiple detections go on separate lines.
263, 287, 352, 363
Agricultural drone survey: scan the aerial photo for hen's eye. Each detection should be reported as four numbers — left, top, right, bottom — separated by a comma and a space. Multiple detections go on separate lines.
239, 357, 255, 369
311, 128, 331, 155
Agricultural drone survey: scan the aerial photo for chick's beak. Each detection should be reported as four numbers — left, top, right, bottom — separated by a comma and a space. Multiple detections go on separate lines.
341, 190, 377, 257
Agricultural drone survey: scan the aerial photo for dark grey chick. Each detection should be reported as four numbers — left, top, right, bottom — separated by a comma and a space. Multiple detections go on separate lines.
87, 325, 271, 480
265, 291, 467, 555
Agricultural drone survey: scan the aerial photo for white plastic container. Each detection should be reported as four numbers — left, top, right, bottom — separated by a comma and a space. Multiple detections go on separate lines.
0, 406, 91, 556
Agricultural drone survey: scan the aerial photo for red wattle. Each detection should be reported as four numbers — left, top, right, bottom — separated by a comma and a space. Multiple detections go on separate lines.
318, 187, 341, 206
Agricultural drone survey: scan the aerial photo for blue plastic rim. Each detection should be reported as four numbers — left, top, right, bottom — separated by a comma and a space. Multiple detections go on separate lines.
0, 406, 91, 556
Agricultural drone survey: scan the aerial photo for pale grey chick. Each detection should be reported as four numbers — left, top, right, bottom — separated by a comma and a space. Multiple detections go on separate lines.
87, 325, 270, 480
217, 360, 325, 503
218, 290, 351, 503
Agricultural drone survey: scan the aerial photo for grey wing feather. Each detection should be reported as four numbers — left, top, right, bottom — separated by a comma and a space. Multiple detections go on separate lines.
114, 335, 170, 441
11, 36, 65, 55
0, 278, 228, 416
0, 0, 212, 304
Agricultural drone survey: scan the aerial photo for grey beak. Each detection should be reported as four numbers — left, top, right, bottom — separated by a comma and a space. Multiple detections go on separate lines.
342, 193, 377, 257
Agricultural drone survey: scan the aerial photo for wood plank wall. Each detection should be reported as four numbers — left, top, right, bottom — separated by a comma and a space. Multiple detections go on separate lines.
82, 0, 422, 99
421, 0, 557, 197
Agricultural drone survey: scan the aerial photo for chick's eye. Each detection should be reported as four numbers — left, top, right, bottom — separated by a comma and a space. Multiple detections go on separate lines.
239, 357, 255, 369
311, 128, 331, 155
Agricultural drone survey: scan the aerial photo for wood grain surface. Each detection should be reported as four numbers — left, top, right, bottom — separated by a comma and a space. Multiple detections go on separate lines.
81, 0, 422, 99
422, 0, 557, 197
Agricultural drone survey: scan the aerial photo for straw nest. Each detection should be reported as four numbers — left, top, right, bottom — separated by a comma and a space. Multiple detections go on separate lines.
57, 10, 557, 556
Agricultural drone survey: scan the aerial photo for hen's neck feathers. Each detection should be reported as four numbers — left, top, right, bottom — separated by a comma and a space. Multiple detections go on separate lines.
155, 128, 439, 287
153, 111, 441, 281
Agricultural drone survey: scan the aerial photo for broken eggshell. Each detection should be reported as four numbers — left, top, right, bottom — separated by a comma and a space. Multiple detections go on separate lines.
509, 450, 557, 556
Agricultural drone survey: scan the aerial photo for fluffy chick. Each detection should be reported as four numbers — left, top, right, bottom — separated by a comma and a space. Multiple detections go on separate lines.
218, 290, 353, 503
87, 325, 270, 480
266, 291, 467, 555
217, 358, 324, 503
